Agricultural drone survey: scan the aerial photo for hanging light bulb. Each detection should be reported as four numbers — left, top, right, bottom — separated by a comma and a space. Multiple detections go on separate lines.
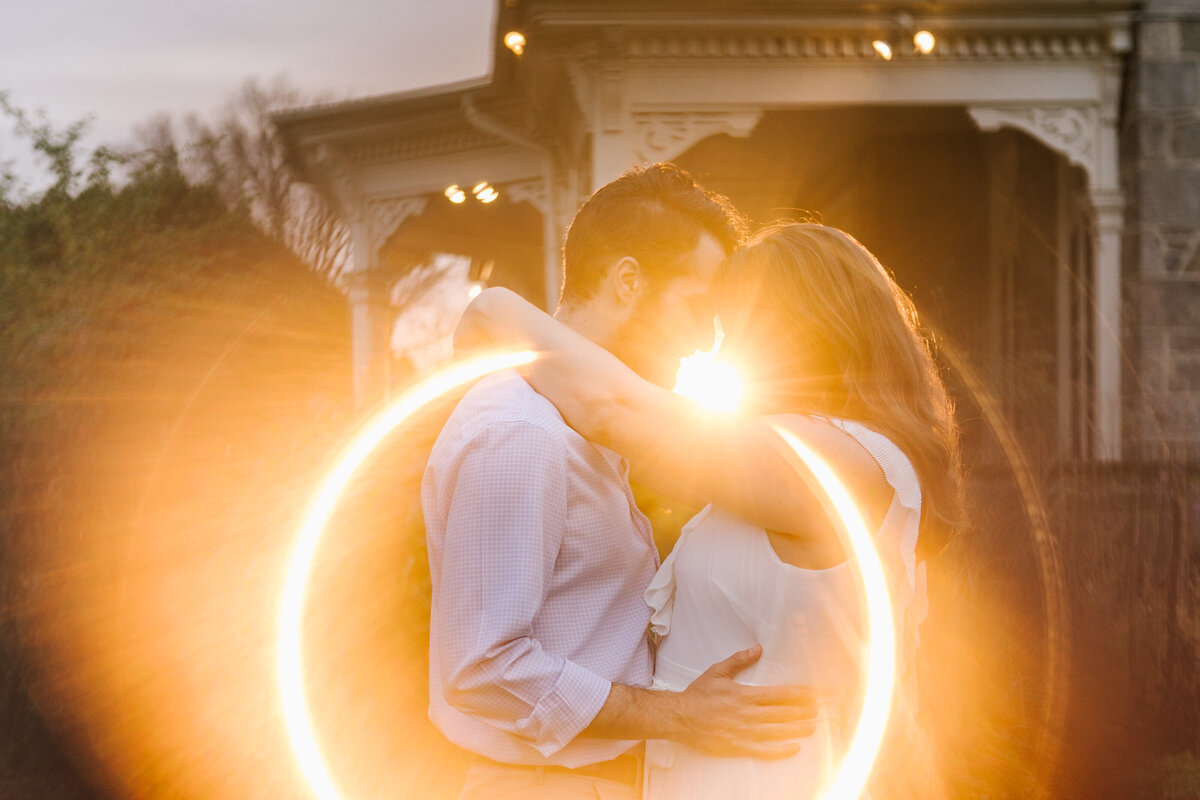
473, 182, 499, 203
872, 39, 894, 60
914, 30, 936, 54
504, 31, 526, 55
444, 184, 466, 204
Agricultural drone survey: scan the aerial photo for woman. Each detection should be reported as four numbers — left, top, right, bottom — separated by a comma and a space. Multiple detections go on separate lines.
457, 222, 963, 799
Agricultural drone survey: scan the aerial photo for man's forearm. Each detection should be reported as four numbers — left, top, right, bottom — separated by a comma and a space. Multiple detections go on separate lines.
579, 647, 820, 759
582, 683, 684, 741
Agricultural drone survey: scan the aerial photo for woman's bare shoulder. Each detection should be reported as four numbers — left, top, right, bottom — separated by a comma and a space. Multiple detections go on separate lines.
763, 413, 894, 526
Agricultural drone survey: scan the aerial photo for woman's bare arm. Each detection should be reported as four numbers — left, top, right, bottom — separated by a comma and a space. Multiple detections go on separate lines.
456, 288, 891, 537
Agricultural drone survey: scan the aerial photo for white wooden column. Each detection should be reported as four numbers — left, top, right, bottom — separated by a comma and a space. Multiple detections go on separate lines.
344, 263, 389, 407
508, 176, 569, 310
345, 196, 428, 405
305, 144, 393, 408
1091, 59, 1126, 461
591, 31, 635, 189
1091, 187, 1124, 460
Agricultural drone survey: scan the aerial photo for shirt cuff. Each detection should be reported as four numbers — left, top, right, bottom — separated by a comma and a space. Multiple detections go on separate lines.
514, 660, 612, 757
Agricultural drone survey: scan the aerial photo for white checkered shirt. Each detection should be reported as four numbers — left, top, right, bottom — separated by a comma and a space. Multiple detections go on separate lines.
422, 370, 659, 766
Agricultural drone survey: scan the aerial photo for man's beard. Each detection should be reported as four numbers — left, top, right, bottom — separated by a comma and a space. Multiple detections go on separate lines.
611, 294, 684, 390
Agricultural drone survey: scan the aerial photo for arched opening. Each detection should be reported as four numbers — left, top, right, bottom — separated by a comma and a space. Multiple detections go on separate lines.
377, 188, 545, 379
673, 106, 1096, 463
672, 105, 1105, 796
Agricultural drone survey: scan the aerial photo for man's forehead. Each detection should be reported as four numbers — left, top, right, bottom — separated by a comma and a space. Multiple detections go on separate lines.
617, 230, 727, 292
682, 231, 728, 285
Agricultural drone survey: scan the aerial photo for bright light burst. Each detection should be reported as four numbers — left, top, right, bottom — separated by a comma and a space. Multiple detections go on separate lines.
673, 327, 743, 412
504, 30, 526, 55
280, 350, 896, 800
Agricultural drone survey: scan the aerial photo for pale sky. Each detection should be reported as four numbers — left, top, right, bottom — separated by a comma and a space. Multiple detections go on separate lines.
0, 0, 496, 192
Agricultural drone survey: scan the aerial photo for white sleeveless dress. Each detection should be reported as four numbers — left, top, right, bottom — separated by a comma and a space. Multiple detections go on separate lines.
642, 418, 927, 800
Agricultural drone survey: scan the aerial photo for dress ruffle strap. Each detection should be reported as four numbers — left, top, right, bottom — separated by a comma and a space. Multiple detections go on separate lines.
644, 504, 713, 638
826, 419, 921, 512
825, 417, 928, 677
825, 418, 922, 594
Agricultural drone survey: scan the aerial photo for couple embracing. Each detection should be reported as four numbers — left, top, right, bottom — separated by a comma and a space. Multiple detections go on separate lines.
422, 163, 963, 800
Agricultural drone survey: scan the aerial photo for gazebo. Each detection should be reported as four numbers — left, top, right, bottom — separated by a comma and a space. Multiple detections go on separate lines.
276, 0, 1137, 460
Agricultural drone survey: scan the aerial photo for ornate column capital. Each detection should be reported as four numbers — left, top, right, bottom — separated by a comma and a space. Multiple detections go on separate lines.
505, 178, 551, 218
366, 195, 429, 255
303, 142, 366, 224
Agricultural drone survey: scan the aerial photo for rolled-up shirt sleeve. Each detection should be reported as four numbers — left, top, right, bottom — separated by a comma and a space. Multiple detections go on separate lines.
433, 420, 612, 757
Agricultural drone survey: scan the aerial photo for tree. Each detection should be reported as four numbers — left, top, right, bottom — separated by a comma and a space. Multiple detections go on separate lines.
0, 94, 353, 799
178, 77, 351, 280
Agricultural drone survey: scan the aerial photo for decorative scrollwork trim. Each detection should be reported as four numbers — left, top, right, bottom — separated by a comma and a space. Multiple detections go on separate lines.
631, 109, 763, 163
969, 104, 1099, 180
367, 196, 429, 251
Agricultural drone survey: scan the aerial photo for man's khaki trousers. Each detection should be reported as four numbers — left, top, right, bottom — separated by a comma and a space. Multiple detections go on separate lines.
458, 763, 638, 800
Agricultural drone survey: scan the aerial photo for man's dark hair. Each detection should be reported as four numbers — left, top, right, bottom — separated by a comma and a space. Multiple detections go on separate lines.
559, 162, 746, 306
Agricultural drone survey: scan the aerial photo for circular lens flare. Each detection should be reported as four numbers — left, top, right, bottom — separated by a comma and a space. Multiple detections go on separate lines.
771, 424, 897, 800
280, 352, 897, 800
278, 350, 536, 800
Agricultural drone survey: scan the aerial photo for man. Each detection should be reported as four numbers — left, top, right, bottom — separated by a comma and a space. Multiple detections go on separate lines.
422, 163, 815, 799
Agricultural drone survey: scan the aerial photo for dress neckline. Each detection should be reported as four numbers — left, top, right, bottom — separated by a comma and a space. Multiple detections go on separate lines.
758, 526, 852, 576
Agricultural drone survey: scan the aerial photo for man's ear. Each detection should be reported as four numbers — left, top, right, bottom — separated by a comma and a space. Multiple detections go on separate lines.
612, 256, 644, 305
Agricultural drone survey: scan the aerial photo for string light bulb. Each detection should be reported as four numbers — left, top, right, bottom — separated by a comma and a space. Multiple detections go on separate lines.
872, 40, 894, 60
445, 182, 500, 204
914, 30, 936, 54
473, 182, 499, 203
504, 31, 526, 55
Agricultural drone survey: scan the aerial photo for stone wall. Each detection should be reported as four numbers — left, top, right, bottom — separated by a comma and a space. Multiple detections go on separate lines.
1127, 0, 1200, 459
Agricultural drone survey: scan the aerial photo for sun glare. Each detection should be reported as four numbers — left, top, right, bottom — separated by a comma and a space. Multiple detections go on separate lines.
673, 328, 743, 412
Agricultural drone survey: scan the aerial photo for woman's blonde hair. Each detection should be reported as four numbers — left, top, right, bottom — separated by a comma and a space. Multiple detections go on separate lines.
720, 223, 963, 555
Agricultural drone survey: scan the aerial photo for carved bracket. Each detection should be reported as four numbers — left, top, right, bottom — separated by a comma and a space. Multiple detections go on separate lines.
367, 195, 429, 254
505, 178, 551, 217
631, 109, 764, 164
969, 105, 1100, 186
303, 142, 366, 224
507, 175, 578, 234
